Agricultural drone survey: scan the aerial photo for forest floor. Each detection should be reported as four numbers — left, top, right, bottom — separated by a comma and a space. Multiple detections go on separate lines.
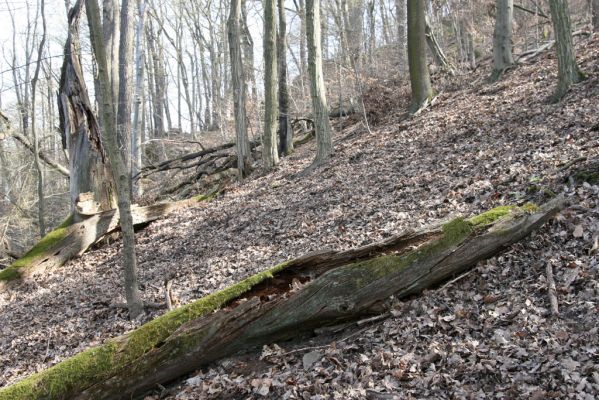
1, 36, 599, 399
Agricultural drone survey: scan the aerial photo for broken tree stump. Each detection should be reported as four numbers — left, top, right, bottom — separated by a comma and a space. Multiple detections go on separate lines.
0, 196, 212, 289
0, 197, 566, 400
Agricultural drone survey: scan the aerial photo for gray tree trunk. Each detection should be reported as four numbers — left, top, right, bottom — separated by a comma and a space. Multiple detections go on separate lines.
86, 0, 143, 319
117, 0, 135, 168
263, 0, 280, 170
58, 0, 115, 212
593, 0, 599, 31
228, 0, 251, 178
490, 0, 514, 82
548, 0, 585, 101
277, 0, 293, 156
407, 0, 433, 112
31, 0, 48, 237
307, 0, 333, 166
102, 0, 120, 105
396, 0, 407, 73
131, 0, 146, 197
424, 18, 454, 74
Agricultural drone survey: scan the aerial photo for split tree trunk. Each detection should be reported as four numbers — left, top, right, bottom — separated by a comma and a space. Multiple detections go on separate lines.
0, 197, 566, 400
0, 198, 205, 288
424, 18, 454, 75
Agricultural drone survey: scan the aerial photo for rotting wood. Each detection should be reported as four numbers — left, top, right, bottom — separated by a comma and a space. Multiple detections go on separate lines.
0, 196, 566, 400
0, 197, 210, 288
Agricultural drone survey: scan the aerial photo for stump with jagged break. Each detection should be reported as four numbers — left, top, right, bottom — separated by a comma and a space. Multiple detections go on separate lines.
0, 195, 212, 289
0, 196, 566, 400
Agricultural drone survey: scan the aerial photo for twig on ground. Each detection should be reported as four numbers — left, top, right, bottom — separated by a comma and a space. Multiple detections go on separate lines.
546, 262, 559, 317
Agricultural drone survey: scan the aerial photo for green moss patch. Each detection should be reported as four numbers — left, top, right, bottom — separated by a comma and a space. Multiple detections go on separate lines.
0, 260, 291, 399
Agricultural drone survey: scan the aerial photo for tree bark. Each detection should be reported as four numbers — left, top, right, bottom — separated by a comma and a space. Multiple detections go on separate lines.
0, 197, 566, 400
407, 0, 433, 112
117, 0, 135, 167
228, 0, 251, 177
86, 0, 143, 319
548, 0, 586, 101
263, 0, 280, 170
307, 0, 333, 167
424, 18, 454, 74
396, 0, 407, 73
490, 0, 514, 82
58, 0, 115, 211
277, 0, 293, 156
30, 0, 48, 237
593, 0, 599, 31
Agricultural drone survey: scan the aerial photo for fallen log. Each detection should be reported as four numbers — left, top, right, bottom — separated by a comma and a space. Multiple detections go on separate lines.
0, 197, 565, 399
0, 195, 213, 289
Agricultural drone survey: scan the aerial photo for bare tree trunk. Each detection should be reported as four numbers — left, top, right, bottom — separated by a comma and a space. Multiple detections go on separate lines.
277, 0, 293, 156
131, 0, 146, 197
86, 0, 143, 319
593, 0, 599, 31
228, 0, 251, 178
117, 0, 135, 169
367, 0, 376, 65
490, 0, 514, 82
263, 0, 280, 170
396, 0, 408, 73
31, 0, 48, 237
103, 0, 120, 105
548, 0, 586, 101
407, 0, 433, 112
307, 0, 333, 166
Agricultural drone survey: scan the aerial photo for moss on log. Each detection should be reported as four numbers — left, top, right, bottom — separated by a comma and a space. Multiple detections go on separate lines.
0, 197, 566, 399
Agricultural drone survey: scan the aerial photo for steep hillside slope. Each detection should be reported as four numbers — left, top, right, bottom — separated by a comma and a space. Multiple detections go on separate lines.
1, 35, 598, 398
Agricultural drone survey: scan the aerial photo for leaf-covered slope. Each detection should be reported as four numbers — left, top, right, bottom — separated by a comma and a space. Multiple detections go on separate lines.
0, 35, 598, 398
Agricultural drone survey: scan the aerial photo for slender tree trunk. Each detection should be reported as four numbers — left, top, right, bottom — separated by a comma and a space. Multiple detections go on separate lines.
490, 0, 514, 82
307, 0, 333, 166
131, 0, 146, 197
263, 0, 280, 170
277, 0, 293, 156
31, 0, 48, 237
593, 0, 599, 31
407, 0, 433, 112
548, 0, 586, 101
228, 0, 251, 178
367, 0, 375, 65
103, 0, 120, 105
117, 0, 135, 170
396, 0, 407, 73
85, 0, 143, 319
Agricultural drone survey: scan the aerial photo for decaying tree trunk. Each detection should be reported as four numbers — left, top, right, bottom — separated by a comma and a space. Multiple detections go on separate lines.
424, 18, 455, 75
0, 197, 207, 289
58, 0, 115, 211
0, 197, 566, 400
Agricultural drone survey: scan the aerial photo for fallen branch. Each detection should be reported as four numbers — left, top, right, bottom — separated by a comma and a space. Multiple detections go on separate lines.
546, 262, 559, 316
0, 197, 566, 400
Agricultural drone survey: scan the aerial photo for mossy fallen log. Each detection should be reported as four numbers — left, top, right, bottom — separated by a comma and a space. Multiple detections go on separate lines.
0, 197, 208, 289
0, 197, 565, 399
